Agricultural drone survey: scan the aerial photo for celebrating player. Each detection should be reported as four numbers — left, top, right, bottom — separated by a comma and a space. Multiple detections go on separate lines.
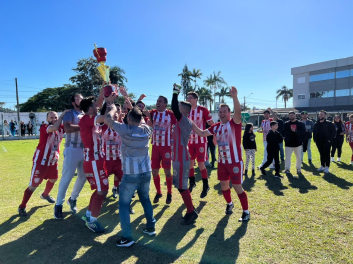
345, 114, 353, 165
191, 86, 250, 221
18, 110, 68, 216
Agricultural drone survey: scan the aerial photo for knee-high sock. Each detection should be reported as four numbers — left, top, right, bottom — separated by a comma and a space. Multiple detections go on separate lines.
189, 168, 195, 178
153, 175, 161, 194
237, 191, 249, 211
91, 193, 105, 218
88, 190, 97, 212
166, 177, 172, 194
179, 189, 194, 213
20, 188, 34, 208
222, 188, 232, 203
42, 181, 55, 196
200, 168, 208, 179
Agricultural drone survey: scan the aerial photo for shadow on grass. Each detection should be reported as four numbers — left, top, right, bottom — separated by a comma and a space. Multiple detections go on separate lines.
243, 171, 256, 192
287, 172, 318, 194
258, 172, 288, 196
302, 162, 321, 176
336, 161, 353, 171
200, 216, 248, 264
322, 173, 353, 189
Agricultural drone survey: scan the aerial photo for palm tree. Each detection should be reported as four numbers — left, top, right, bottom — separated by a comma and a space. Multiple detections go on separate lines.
178, 65, 193, 99
276, 85, 293, 108
196, 87, 213, 109
191, 68, 202, 89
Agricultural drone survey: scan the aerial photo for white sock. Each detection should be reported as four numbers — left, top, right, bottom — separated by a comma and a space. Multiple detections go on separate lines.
228, 201, 233, 206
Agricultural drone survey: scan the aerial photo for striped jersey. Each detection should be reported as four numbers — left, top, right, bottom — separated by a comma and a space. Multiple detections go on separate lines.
188, 106, 213, 144
171, 115, 192, 162
208, 119, 242, 164
101, 124, 121, 160
150, 109, 176, 146
261, 118, 273, 142
79, 115, 104, 161
63, 109, 84, 148
345, 121, 353, 142
33, 124, 65, 166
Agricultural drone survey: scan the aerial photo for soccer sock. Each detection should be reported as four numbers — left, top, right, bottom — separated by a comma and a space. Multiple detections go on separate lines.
189, 167, 195, 178
222, 188, 232, 204
20, 188, 34, 208
153, 175, 162, 194
179, 189, 194, 214
166, 177, 173, 194
351, 154, 353, 161
42, 180, 55, 196
202, 178, 209, 188
237, 191, 249, 211
88, 190, 97, 212
114, 179, 120, 188
200, 168, 208, 179
91, 193, 105, 218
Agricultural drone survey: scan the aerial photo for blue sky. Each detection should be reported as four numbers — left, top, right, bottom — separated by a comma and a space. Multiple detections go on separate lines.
1, 0, 353, 111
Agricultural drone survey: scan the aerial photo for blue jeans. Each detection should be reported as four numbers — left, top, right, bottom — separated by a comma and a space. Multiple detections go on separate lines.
119, 171, 155, 240
279, 142, 284, 160
301, 139, 312, 160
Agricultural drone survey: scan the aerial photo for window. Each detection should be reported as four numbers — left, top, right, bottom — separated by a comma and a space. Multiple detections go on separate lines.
309, 72, 335, 82
310, 90, 334, 98
336, 89, 350, 97
297, 77, 305, 84
298, 94, 305, 99
336, 70, 350, 79
351, 69, 353, 76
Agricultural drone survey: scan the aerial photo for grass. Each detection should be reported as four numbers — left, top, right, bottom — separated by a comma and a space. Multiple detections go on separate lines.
0, 136, 352, 264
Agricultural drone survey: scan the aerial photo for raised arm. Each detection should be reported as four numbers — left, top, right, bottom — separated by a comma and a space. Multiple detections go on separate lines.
104, 104, 117, 129
48, 110, 69, 133
172, 93, 182, 121
192, 122, 212, 137
229, 86, 241, 124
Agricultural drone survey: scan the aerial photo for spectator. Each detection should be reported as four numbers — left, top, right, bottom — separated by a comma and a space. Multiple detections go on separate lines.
20, 121, 26, 136
9, 120, 15, 136
331, 115, 345, 162
3, 120, 11, 136
243, 123, 257, 176
14, 121, 18, 136
40, 121, 45, 127
27, 121, 33, 136
205, 122, 216, 168
300, 111, 314, 164
273, 112, 285, 161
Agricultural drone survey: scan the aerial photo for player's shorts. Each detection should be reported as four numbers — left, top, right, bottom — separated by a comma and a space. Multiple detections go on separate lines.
188, 142, 207, 162
106, 158, 123, 181
151, 145, 172, 169
172, 160, 190, 190
29, 163, 58, 187
349, 142, 353, 150
83, 159, 109, 191
217, 161, 244, 185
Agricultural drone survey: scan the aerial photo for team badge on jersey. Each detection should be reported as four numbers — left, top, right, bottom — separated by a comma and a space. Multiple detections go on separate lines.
233, 166, 239, 173
103, 179, 108, 185
199, 147, 204, 153
165, 152, 170, 159
99, 170, 105, 176
34, 178, 40, 183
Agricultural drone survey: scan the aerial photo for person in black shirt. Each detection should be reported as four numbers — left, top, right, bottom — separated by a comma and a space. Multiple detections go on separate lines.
331, 115, 345, 162
259, 121, 283, 177
242, 123, 256, 176
273, 113, 285, 161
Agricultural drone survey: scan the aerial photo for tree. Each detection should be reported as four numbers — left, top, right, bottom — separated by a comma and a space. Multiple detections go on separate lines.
215, 86, 229, 103
203, 71, 227, 112
178, 64, 193, 100
109, 66, 128, 86
276, 85, 293, 108
191, 68, 202, 89
196, 87, 213, 109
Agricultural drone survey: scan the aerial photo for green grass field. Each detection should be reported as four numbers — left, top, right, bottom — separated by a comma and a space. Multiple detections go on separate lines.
0, 136, 352, 264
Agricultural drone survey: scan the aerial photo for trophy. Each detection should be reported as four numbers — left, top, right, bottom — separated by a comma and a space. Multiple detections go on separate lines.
93, 44, 115, 97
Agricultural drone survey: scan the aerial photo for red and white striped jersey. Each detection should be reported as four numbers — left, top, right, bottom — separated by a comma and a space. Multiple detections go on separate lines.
345, 121, 353, 142
101, 124, 121, 160
33, 124, 65, 166
150, 109, 176, 146
261, 118, 273, 142
79, 114, 104, 161
171, 115, 192, 162
188, 106, 213, 144
208, 119, 242, 164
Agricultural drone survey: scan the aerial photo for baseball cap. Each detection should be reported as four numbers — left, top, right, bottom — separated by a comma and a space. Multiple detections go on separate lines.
288, 111, 295, 114
301, 111, 308, 115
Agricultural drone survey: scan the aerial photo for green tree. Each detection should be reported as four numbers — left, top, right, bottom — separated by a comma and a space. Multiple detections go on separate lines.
214, 86, 229, 103
191, 68, 202, 89
178, 64, 193, 100
276, 85, 293, 108
196, 87, 213, 109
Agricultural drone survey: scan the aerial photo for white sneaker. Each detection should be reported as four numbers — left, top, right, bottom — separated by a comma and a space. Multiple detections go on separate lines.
324, 167, 329, 173
331, 157, 334, 162
351, 161, 353, 165
269, 164, 275, 169
337, 158, 341, 162
317, 166, 325, 172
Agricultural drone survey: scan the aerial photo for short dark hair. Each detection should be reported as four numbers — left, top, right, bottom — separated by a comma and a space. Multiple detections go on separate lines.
158, 96, 168, 104
320, 110, 327, 115
115, 103, 121, 108
187, 91, 198, 99
46, 111, 56, 118
128, 107, 142, 123
180, 101, 191, 112
71, 93, 82, 103
219, 103, 230, 112
270, 121, 278, 127
263, 110, 270, 114
80, 96, 95, 113
350, 114, 353, 118
288, 111, 295, 114
136, 100, 145, 107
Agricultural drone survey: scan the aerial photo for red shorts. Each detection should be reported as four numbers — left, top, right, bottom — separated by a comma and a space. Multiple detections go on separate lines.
188, 142, 207, 162
217, 161, 244, 185
106, 158, 123, 181
151, 145, 172, 169
83, 160, 109, 191
29, 163, 58, 187
349, 142, 353, 150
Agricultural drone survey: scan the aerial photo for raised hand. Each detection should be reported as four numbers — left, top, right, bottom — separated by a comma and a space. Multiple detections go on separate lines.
119, 87, 129, 97
229, 86, 238, 98
138, 94, 147, 101
173, 83, 181, 94
143, 109, 151, 119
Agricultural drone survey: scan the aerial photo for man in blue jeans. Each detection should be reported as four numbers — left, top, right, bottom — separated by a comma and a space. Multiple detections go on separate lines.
105, 98, 156, 248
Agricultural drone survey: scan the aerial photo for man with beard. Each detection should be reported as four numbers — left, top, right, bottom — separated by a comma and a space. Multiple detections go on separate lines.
313, 110, 336, 173
257, 109, 274, 168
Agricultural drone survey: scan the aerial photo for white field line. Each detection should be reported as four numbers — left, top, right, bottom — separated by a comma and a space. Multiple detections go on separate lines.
1, 145, 7, 152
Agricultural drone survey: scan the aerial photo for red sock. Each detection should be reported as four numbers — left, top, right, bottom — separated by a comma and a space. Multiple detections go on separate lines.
88, 190, 97, 211
189, 168, 195, 177
222, 188, 232, 203
351, 154, 353, 162
237, 191, 249, 211
201, 169, 208, 179
166, 177, 172, 194
42, 181, 55, 196
180, 189, 194, 213
153, 175, 161, 194
91, 193, 105, 217
114, 179, 120, 188
20, 188, 34, 208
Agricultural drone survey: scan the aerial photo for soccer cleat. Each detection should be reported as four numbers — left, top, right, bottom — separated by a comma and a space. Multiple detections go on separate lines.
116, 237, 135, 248
225, 203, 234, 214
40, 194, 55, 204
337, 157, 341, 162
188, 183, 196, 193
153, 193, 163, 203
260, 167, 266, 176
112, 187, 119, 198
67, 197, 77, 213
129, 205, 135, 215
200, 186, 210, 198
284, 169, 290, 174
143, 227, 156, 236
324, 167, 329, 173
54, 205, 63, 219
166, 193, 172, 204
238, 211, 250, 222
317, 166, 325, 172
181, 210, 198, 225
244, 169, 248, 176
274, 173, 283, 178
82, 215, 90, 223
309, 159, 312, 164
18, 207, 27, 216
252, 169, 255, 176
86, 220, 105, 233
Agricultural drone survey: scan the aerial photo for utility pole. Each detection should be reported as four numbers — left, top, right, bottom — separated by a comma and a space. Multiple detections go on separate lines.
243, 96, 246, 111
15, 78, 21, 139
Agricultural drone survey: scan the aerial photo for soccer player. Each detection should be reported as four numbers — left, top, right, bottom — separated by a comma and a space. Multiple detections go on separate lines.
18, 110, 68, 216
257, 109, 274, 167
144, 96, 177, 204
171, 84, 199, 225
345, 114, 353, 165
191, 86, 250, 222
186, 91, 214, 198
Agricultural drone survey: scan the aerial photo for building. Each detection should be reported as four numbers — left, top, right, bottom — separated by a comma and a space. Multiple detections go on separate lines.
291, 56, 353, 112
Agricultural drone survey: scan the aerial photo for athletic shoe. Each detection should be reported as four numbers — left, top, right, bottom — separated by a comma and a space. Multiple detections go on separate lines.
225, 203, 234, 214
351, 161, 353, 165
210, 162, 215, 168
40, 194, 55, 204
86, 220, 105, 233
309, 159, 312, 164
204, 160, 211, 167
317, 166, 325, 172
337, 157, 341, 162
274, 173, 283, 178
252, 169, 255, 176
269, 164, 275, 169
166, 193, 172, 204
143, 227, 156, 236
129, 205, 135, 215
331, 157, 335, 162
189, 183, 196, 193
238, 211, 250, 222
284, 169, 290, 174
112, 187, 119, 198
18, 207, 27, 216
293, 175, 299, 179
324, 167, 329, 173
260, 167, 266, 176
181, 210, 198, 225
297, 169, 301, 174
153, 193, 163, 203
67, 197, 77, 213
82, 215, 90, 223
200, 186, 210, 198
54, 205, 63, 219
244, 169, 248, 176
116, 237, 135, 248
